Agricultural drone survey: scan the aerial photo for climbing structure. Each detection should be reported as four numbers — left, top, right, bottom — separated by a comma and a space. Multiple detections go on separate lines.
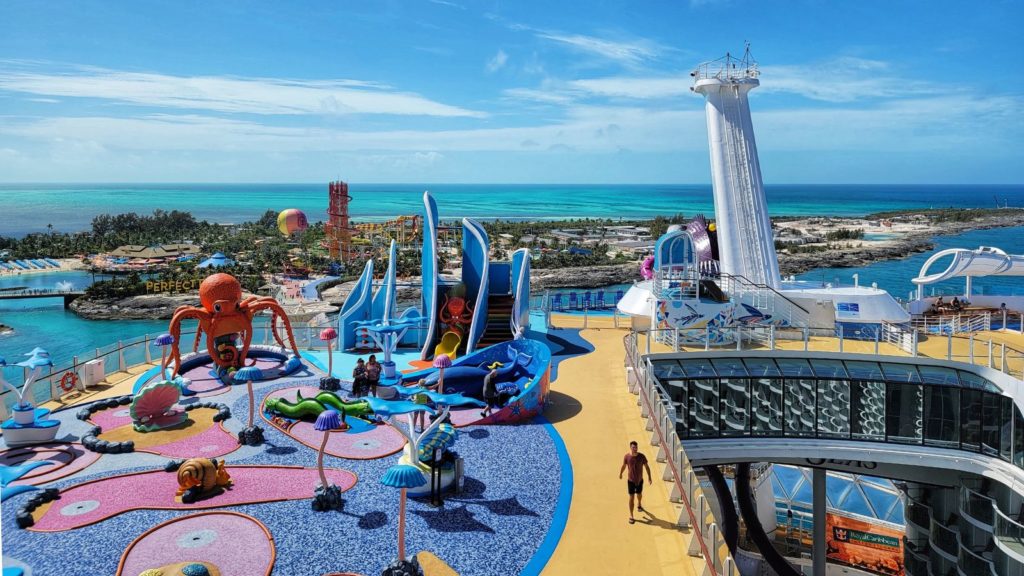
325, 180, 354, 261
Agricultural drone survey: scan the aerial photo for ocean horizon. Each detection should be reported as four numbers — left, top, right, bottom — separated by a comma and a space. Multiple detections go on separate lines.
2, 183, 1023, 237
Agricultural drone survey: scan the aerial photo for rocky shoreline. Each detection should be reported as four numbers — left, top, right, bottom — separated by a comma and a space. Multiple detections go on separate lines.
70, 294, 200, 320
778, 212, 1024, 276
0, 323, 13, 335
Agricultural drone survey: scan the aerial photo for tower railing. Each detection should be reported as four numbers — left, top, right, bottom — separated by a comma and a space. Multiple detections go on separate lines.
691, 47, 759, 83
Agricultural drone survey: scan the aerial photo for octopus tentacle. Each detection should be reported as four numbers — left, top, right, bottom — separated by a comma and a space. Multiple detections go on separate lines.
168, 306, 211, 377
246, 300, 302, 359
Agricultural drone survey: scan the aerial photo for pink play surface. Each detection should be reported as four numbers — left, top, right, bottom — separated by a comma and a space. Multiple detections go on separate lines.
263, 386, 407, 460
0, 443, 101, 486
448, 407, 482, 428
179, 357, 286, 397
118, 512, 274, 576
90, 406, 239, 458
31, 465, 357, 532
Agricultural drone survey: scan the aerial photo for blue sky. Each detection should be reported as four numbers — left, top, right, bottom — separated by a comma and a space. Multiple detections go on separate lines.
0, 0, 1021, 184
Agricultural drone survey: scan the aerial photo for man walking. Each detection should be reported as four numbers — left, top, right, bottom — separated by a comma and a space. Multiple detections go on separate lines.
619, 440, 652, 524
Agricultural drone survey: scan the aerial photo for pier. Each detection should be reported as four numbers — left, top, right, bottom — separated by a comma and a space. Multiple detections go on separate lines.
0, 288, 85, 308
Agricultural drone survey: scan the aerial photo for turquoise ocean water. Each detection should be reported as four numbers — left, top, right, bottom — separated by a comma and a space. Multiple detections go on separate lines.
2, 184, 1024, 370
3, 183, 1024, 237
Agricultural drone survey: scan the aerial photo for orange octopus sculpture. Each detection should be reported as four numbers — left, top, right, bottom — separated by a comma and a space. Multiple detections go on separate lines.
166, 273, 301, 375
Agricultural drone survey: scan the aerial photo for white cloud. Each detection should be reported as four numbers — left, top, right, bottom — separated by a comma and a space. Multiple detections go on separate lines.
0, 65, 486, 118
759, 57, 941, 102
486, 49, 508, 73
533, 31, 659, 65
427, 0, 464, 9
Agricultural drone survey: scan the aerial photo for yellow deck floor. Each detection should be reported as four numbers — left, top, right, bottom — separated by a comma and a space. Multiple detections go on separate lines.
543, 317, 705, 576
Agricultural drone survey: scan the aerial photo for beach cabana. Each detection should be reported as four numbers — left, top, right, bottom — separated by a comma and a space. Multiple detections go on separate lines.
197, 252, 235, 269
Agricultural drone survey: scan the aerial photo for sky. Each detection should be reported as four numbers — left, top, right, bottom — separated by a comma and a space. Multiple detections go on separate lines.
0, 0, 1022, 184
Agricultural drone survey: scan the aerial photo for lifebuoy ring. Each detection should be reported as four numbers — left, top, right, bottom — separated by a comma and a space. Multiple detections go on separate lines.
60, 371, 78, 393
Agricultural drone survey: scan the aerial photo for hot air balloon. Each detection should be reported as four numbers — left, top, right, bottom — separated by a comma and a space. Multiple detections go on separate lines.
278, 209, 309, 236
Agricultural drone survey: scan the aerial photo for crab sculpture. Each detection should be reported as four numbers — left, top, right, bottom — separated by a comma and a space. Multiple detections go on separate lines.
439, 293, 473, 334
166, 273, 301, 375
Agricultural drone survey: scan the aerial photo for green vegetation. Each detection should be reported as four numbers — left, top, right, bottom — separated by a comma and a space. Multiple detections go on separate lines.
824, 228, 864, 241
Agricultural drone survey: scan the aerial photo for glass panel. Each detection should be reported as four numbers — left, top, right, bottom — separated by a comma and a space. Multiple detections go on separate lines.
851, 381, 886, 441
720, 378, 750, 436
665, 380, 688, 429
923, 385, 959, 449
784, 377, 816, 437
844, 361, 884, 380
743, 358, 781, 377
776, 359, 813, 377
810, 359, 847, 379
961, 389, 983, 451
652, 360, 685, 380
689, 378, 719, 437
880, 363, 921, 383
680, 358, 717, 378
751, 378, 783, 436
816, 378, 850, 438
959, 370, 998, 392
1015, 407, 1024, 468
983, 393, 1002, 457
886, 383, 922, 444
917, 365, 959, 386
711, 358, 748, 377
1001, 396, 1013, 463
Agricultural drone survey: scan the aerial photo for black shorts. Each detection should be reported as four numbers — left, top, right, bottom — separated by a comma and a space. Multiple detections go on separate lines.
627, 480, 644, 495
485, 396, 500, 408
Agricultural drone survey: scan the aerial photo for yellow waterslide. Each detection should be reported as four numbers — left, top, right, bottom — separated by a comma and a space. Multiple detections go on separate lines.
433, 330, 461, 359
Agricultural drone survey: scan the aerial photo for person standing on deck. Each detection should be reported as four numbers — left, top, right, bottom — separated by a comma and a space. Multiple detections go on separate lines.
619, 440, 652, 524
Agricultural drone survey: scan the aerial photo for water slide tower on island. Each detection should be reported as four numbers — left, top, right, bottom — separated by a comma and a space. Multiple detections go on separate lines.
691, 46, 781, 289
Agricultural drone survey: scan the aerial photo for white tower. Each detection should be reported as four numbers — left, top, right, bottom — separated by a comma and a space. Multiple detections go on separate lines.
692, 46, 781, 289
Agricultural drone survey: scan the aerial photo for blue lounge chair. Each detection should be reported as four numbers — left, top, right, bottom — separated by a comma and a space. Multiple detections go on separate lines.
615, 289, 624, 303
568, 292, 578, 310
595, 291, 606, 309
551, 294, 563, 311
582, 291, 592, 309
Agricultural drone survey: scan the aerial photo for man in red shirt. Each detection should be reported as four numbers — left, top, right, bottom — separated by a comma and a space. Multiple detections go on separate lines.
619, 440, 652, 524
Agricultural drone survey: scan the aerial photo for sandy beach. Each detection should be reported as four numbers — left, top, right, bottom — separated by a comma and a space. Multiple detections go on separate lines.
0, 257, 87, 277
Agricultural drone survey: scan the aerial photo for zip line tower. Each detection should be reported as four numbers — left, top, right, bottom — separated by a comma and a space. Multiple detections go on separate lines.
326, 180, 354, 261
692, 45, 781, 289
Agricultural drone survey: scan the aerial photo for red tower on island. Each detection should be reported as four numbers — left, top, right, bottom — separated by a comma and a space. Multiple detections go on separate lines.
326, 180, 353, 261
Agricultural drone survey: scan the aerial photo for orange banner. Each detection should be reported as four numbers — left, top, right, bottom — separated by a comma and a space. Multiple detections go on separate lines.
826, 512, 904, 575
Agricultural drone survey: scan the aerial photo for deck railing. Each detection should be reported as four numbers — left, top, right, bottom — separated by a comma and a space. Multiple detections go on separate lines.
0, 315, 352, 421
624, 332, 739, 576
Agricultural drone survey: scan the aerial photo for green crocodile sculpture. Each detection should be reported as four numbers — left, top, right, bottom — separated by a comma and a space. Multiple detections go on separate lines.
264, 390, 372, 420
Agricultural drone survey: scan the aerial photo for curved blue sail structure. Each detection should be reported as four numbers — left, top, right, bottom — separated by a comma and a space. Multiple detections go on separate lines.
338, 259, 374, 351
461, 218, 490, 354
419, 192, 441, 359
372, 239, 397, 324
510, 248, 531, 336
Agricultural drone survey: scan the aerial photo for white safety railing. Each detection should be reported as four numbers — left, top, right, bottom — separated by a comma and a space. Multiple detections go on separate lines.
624, 332, 739, 576
881, 321, 918, 355
912, 312, 992, 335
0, 314, 365, 421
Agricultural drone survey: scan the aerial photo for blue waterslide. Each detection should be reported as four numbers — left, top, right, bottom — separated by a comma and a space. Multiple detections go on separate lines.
372, 239, 397, 323
461, 218, 490, 354
419, 191, 441, 360
511, 248, 531, 334
338, 260, 374, 351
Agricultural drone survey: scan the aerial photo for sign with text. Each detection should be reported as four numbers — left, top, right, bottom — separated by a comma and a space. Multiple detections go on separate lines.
827, 512, 903, 575
145, 279, 198, 294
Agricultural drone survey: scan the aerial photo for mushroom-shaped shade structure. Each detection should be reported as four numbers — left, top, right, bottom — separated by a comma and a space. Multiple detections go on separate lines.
319, 327, 338, 342
364, 397, 436, 419
315, 409, 343, 432
154, 333, 175, 346
381, 464, 427, 489
233, 366, 264, 383
432, 354, 452, 369
16, 348, 52, 369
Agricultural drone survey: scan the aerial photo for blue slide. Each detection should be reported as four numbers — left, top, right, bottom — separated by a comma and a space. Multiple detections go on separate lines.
419, 191, 441, 360
461, 218, 489, 354
338, 260, 374, 351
